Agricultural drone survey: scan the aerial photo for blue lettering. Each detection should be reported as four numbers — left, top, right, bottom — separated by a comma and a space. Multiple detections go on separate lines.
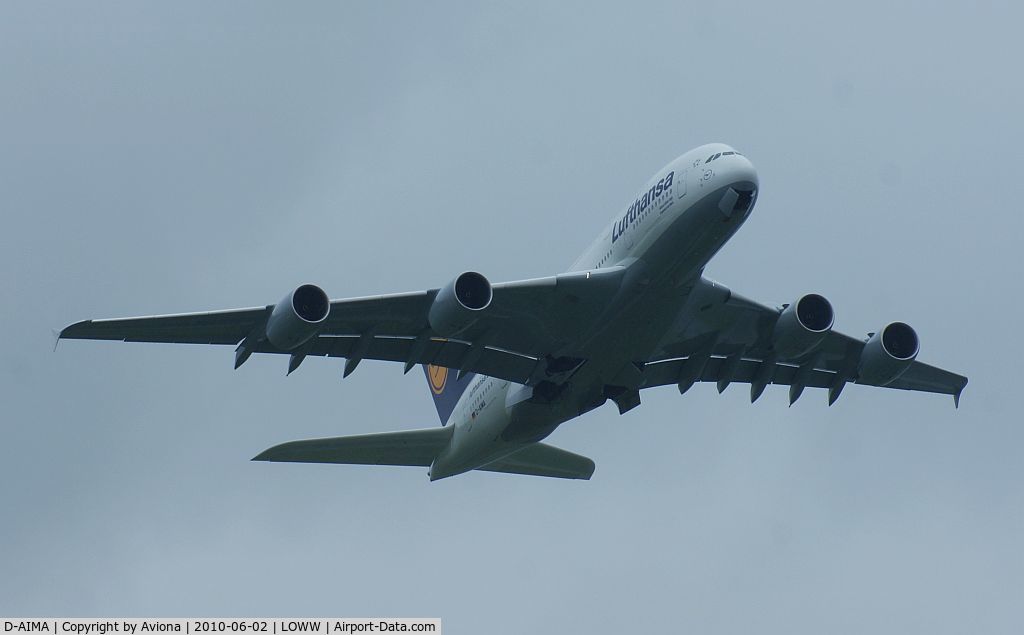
613, 217, 627, 242
612, 171, 676, 243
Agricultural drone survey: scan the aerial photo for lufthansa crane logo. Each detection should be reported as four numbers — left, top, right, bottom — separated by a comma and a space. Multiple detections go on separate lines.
427, 364, 449, 394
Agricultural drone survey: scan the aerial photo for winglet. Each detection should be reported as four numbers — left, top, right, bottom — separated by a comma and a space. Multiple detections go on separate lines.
57, 320, 91, 341
954, 381, 966, 409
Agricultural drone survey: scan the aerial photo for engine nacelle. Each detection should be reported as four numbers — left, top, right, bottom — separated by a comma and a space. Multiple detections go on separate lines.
428, 271, 492, 336
857, 321, 919, 385
772, 293, 834, 359
265, 284, 330, 350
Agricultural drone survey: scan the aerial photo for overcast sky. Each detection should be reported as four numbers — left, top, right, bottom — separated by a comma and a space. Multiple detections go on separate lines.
1, 2, 1021, 633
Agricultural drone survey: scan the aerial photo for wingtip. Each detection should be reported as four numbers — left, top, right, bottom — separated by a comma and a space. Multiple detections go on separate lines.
251, 441, 291, 462
954, 378, 967, 409
54, 320, 95, 349
56, 320, 89, 341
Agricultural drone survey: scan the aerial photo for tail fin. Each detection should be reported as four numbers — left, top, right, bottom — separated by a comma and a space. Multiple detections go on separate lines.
423, 364, 474, 425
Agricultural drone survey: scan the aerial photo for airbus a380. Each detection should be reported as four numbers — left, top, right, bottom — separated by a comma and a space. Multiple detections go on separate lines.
61, 143, 967, 481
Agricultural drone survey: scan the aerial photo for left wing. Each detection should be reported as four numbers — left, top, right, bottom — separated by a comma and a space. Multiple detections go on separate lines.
641, 283, 967, 406
640, 354, 966, 405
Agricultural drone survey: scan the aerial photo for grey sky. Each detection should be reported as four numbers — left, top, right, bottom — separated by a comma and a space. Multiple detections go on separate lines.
1, 2, 1021, 633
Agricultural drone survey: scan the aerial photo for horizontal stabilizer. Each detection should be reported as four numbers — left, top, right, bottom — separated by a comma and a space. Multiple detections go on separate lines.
478, 443, 595, 480
253, 427, 451, 467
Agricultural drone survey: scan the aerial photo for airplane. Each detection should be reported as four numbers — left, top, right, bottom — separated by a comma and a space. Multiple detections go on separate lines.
60, 143, 968, 481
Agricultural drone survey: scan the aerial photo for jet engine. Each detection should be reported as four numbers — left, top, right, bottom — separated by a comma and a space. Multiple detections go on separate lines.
857, 321, 919, 385
265, 284, 330, 350
772, 293, 834, 359
428, 271, 492, 336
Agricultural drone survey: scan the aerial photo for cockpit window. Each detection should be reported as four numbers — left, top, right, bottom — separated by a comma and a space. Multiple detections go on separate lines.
706, 151, 738, 163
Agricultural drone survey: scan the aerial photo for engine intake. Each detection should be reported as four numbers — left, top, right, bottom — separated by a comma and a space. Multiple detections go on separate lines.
772, 293, 834, 359
265, 284, 330, 350
858, 321, 919, 385
428, 271, 492, 336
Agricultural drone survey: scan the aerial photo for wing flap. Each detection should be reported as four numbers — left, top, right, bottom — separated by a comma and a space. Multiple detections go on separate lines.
253, 334, 538, 385
642, 357, 835, 390
642, 354, 966, 403
477, 443, 596, 480
252, 427, 452, 467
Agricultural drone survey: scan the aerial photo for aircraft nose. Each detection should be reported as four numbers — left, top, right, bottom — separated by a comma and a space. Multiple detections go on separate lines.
714, 154, 758, 219
727, 154, 758, 191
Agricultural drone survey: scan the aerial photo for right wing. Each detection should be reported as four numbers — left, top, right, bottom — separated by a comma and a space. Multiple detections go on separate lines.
59, 305, 271, 345
254, 334, 539, 384
59, 267, 628, 383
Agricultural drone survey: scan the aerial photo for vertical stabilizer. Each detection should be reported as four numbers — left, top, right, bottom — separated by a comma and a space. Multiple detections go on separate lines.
422, 364, 474, 425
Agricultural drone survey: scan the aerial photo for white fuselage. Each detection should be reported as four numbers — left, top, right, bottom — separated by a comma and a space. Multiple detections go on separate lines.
429, 144, 759, 480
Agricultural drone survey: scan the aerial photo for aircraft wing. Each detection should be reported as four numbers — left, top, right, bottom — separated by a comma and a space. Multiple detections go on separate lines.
305, 267, 626, 357
59, 305, 272, 345
642, 286, 967, 406
59, 267, 626, 383
251, 334, 539, 384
